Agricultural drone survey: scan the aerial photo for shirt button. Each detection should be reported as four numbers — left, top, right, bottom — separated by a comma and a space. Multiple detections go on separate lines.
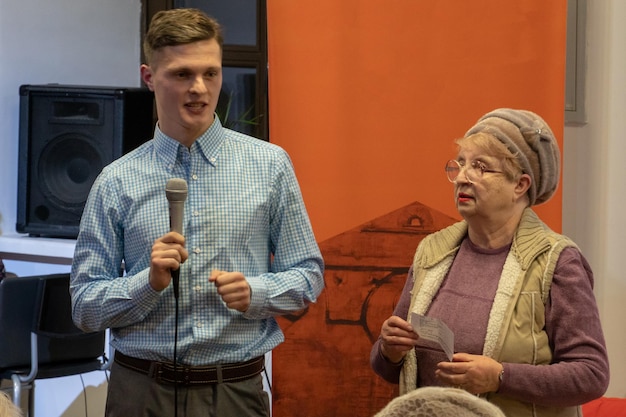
192, 174, 198, 180
196, 321, 203, 328
194, 285, 201, 292
209, 157, 216, 163
193, 210, 199, 216
193, 247, 201, 254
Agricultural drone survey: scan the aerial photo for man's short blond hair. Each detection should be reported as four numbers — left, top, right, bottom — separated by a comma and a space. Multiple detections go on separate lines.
143, 8, 223, 65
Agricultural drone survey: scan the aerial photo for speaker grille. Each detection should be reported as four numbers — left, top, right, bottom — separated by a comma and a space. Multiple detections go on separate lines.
38, 132, 104, 208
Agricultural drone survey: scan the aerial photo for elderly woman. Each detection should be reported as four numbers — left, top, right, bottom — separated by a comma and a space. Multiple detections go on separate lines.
370, 109, 609, 416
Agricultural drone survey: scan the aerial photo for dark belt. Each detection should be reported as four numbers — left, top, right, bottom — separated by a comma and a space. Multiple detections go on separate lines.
114, 351, 264, 386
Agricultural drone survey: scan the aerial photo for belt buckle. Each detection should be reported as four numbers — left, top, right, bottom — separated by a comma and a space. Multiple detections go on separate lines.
148, 361, 165, 383
156, 362, 193, 386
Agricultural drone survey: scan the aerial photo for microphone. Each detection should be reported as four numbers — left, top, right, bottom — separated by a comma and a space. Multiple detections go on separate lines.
165, 178, 188, 298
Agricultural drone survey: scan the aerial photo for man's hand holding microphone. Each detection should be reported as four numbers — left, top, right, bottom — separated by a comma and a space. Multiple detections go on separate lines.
149, 178, 250, 311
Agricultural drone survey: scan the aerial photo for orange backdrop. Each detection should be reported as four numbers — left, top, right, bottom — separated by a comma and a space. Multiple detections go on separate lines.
266, 1, 567, 415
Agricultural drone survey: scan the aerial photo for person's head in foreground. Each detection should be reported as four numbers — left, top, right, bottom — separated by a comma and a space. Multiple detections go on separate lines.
374, 386, 506, 417
0, 391, 23, 417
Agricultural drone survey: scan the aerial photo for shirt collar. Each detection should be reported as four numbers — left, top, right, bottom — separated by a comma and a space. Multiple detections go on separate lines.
153, 117, 225, 170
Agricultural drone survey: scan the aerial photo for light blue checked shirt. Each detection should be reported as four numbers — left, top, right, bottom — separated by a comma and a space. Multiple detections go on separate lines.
70, 119, 324, 365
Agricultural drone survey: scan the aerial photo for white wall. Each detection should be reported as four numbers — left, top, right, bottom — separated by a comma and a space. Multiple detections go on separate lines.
0, 1, 142, 415
0, 0, 142, 239
562, 0, 626, 397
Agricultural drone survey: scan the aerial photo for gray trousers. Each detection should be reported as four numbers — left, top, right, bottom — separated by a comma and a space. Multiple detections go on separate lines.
105, 361, 270, 417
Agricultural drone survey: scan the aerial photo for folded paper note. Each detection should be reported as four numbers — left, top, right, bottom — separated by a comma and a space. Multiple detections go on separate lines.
410, 312, 454, 361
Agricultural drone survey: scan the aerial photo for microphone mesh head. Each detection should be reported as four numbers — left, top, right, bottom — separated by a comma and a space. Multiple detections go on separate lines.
166, 178, 188, 202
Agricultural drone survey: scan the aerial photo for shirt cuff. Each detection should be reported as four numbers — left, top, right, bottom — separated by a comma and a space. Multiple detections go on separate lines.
127, 268, 162, 310
242, 275, 268, 319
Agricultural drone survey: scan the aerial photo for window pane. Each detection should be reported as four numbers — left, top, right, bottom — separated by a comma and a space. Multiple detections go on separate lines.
174, 0, 257, 46
217, 67, 260, 137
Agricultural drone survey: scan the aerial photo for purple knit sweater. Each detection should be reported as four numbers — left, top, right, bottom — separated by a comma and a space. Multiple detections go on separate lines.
370, 237, 609, 407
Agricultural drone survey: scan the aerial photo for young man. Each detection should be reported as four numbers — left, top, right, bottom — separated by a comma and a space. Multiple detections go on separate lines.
70, 8, 324, 417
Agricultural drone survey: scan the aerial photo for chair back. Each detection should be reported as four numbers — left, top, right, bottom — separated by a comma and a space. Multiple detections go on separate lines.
0, 273, 105, 371
0, 275, 40, 370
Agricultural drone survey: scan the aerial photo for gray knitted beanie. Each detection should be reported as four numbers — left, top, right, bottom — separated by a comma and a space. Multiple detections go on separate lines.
464, 108, 560, 206
374, 387, 506, 417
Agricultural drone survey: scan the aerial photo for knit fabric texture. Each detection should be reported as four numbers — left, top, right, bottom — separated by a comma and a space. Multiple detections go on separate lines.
374, 387, 506, 417
464, 108, 560, 206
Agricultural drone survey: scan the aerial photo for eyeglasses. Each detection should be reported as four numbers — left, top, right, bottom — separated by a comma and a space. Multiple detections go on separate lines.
445, 159, 504, 184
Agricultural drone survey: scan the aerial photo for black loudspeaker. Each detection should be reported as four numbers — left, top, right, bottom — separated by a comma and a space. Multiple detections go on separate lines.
16, 84, 155, 238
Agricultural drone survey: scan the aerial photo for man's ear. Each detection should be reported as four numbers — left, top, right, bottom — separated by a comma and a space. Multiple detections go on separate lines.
140, 64, 155, 91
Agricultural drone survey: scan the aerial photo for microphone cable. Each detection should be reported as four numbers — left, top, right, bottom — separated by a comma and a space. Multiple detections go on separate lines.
173, 268, 180, 417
